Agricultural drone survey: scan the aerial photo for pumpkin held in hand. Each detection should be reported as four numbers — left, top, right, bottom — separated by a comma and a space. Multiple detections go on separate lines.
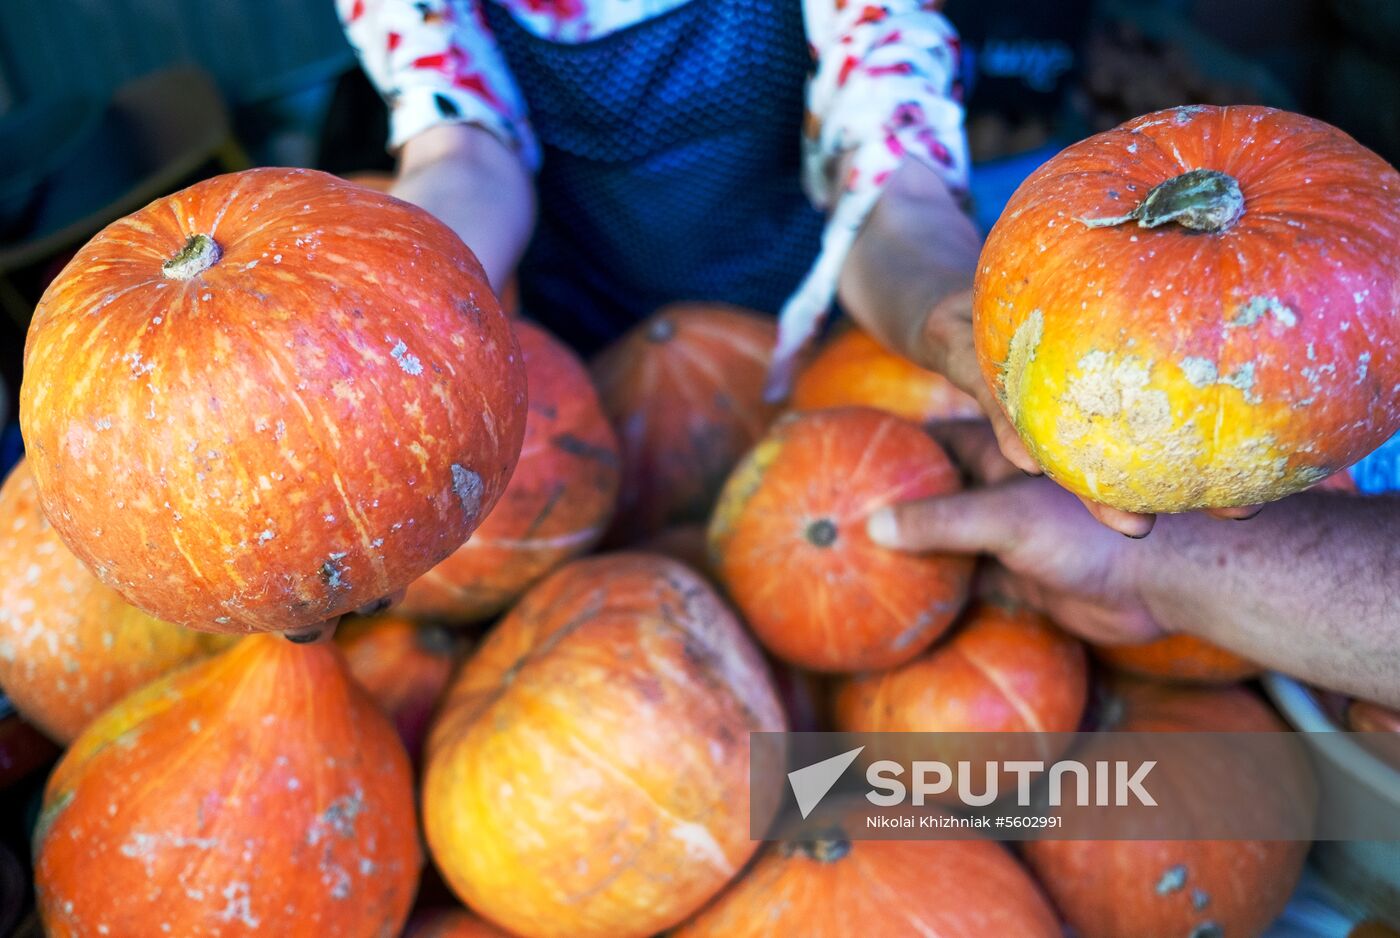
674, 828, 1059, 938
20, 167, 527, 634
399, 321, 619, 622
423, 554, 784, 938
1096, 633, 1260, 684
1023, 679, 1309, 938
791, 325, 980, 423
34, 635, 420, 937
974, 106, 1400, 513
591, 303, 778, 541
709, 407, 973, 671
0, 460, 232, 743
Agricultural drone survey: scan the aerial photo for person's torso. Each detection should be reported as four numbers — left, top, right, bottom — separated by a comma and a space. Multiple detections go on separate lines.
482, 0, 824, 352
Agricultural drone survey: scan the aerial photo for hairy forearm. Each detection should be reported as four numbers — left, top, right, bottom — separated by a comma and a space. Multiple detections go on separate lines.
392, 124, 535, 291
1136, 495, 1400, 706
837, 159, 981, 362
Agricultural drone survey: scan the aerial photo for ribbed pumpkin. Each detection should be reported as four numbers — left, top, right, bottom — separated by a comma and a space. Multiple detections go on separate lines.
406, 909, 511, 938
20, 167, 527, 634
423, 553, 785, 938
974, 105, 1400, 513
399, 321, 618, 622
835, 602, 1087, 735
791, 325, 980, 423
1095, 634, 1260, 683
591, 303, 779, 540
1023, 679, 1309, 938
709, 408, 973, 672
674, 830, 1059, 938
0, 460, 232, 743
34, 635, 420, 937
344, 171, 520, 317
336, 613, 458, 763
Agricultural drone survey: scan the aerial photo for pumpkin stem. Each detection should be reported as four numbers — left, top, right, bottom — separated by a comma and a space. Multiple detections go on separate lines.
163, 234, 223, 280
805, 518, 838, 547
782, 831, 852, 863
1080, 169, 1244, 234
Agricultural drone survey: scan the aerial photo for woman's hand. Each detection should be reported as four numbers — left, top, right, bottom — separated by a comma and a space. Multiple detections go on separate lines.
866, 421, 1169, 645
393, 123, 535, 293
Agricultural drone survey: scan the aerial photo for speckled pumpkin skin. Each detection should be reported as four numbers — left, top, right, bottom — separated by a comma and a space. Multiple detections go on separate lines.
0, 460, 233, 743
20, 167, 527, 634
1023, 680, 1308, 938
34, 635, 421, 938
975, 106, 1400, 512
423, 554, 785, 938
398, 321, 619, 623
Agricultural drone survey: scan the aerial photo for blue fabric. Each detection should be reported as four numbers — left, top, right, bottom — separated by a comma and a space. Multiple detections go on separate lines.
1351, 431, 1400, 495
483, 0, 823, 354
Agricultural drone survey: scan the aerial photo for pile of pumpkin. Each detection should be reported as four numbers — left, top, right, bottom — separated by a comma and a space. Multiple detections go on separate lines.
2, 103, 1398, 938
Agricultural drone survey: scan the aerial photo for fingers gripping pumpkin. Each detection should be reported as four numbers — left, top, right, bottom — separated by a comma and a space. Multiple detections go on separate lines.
974, 106, 1400, 513
20, 168, 527, 634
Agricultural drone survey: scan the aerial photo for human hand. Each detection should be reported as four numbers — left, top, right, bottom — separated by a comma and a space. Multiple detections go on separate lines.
914, 289, 1262, 537
865, 420, 1168, 646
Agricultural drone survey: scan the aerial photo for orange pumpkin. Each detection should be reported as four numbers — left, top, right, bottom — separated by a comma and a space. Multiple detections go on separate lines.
336, 613, 458, 763
34, 635, 420, 937
423, 553, 785, 938
20, 167, 527, 634
406, 909, 512, 938
835, 601, 1087, 735
709, 408, 974, 671
974, 105, 1400, 513
1096, 634, 1260, 683
791, 325, 981, 423
0, 460, 232, 743
1023, 680, 1309, 938
591, 303, 779, 540
674, 830, 1059, 938
399, 321, 618, 622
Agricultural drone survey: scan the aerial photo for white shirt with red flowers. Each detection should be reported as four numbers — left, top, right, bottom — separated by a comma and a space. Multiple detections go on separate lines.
338, 0, 968, 374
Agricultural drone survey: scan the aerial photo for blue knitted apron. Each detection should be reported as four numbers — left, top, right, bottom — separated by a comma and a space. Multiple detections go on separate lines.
482, 0, 824, 354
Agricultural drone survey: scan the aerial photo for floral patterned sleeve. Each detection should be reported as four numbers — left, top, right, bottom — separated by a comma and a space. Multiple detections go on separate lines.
773, 0, 968, 386
336, 0, 540, 169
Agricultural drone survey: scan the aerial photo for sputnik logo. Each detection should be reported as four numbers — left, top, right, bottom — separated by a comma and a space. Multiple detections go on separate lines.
787, 747, 864, 819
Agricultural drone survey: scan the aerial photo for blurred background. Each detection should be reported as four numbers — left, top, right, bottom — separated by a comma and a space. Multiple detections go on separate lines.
0, 0, 1397, 473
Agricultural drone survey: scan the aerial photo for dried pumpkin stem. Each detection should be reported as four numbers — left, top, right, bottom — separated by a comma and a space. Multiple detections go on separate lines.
162, 233, 222, 280
1080, 169, 1244, 234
